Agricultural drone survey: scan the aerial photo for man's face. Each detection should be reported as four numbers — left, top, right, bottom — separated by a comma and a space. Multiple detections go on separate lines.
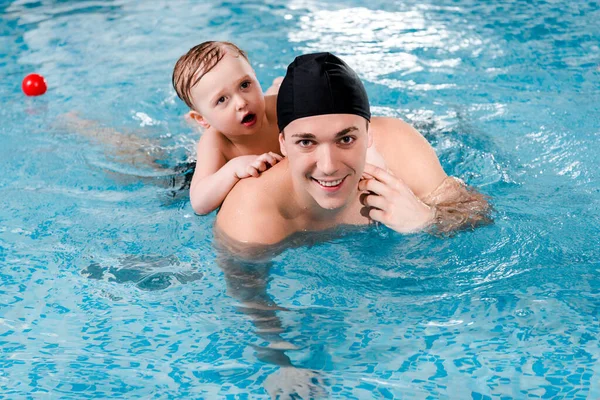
280, 114, 371, 212
189, 52, 265, 136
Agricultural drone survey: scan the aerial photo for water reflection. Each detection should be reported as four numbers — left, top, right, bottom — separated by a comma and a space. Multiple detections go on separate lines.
81, 254, 203, 292
213, 226, 345, 398
286, 3, 493, 88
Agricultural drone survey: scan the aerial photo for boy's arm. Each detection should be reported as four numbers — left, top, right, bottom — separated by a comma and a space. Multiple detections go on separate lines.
190, 133, 244, 215
190, 133, 282, 215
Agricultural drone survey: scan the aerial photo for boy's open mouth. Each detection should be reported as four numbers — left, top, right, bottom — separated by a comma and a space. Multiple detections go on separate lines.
241, 113, 257, 126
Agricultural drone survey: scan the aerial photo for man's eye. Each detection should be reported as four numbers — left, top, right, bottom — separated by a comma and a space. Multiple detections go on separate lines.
340, 136, 355, 145
241, 81, 251, 89
298, 140, 313, 147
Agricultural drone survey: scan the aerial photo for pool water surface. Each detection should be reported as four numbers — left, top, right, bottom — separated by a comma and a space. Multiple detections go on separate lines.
1, 0, 599, 398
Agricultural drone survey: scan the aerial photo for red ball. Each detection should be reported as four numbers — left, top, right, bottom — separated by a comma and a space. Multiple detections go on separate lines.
22, 73, 47, 96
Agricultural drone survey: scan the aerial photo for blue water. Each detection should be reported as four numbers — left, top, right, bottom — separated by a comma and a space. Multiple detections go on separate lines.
1, 0, 599, 398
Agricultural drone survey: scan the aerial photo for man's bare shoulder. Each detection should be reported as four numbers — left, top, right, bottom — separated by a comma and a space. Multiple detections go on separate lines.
216, 161, 292, 245
370, 116, 421, 143
370, 117, 447, 199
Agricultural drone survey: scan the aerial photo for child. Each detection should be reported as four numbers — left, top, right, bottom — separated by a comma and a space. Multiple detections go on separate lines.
172, 41, 283, 215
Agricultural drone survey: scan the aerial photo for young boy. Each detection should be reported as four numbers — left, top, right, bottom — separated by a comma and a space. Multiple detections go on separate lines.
172, 41, 283, 215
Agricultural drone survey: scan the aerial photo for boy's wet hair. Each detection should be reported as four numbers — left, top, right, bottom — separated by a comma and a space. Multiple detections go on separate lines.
172, 41, 249, 109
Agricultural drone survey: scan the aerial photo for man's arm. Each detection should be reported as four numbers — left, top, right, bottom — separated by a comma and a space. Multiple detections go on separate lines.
213, 226, 326, 398
366, 117, 492, 233
421, 176, 492, 234
215, 246, 296, 354
371, 117, 448, 198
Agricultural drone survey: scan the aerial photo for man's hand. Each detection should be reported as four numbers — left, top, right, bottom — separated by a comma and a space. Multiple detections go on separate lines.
358, 163, 435, 233
231, 152, 283, 179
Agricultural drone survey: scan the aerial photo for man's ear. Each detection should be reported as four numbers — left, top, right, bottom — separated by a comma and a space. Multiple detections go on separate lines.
187, 110, 210, 129
278, 132, 287, 156
366, 121, 373, 147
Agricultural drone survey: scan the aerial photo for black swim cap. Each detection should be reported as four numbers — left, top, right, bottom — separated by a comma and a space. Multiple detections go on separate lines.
277, 52, 371, 132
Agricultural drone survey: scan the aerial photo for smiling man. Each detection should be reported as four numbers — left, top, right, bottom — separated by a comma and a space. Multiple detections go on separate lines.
216, 52, 490, 246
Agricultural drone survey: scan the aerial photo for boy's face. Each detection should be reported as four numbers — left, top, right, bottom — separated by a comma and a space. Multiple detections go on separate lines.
279, 113, 371, 212
188, 51, 265, 137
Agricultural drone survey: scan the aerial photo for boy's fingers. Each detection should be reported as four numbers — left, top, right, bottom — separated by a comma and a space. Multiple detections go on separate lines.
247, 166, 259, 177
247, 153, 283, 176
269, 152, 283, 161
254, 162, 267, 172
259, 152, 282, 161
256, 154, 274, 165
262, 154, 281, 168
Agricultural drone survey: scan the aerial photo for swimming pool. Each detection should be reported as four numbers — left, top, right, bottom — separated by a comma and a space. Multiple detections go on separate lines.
1, 0, 599, 398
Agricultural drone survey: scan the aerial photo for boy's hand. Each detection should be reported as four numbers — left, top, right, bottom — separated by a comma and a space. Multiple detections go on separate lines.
232, 152, 283, 179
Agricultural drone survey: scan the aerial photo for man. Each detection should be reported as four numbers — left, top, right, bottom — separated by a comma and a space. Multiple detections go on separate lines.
214, 52, 491, 399
216, 52, 490, 247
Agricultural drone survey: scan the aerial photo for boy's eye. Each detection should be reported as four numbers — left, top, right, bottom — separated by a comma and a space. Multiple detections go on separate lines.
216, 96, 226, 105
241, 81, 251, 89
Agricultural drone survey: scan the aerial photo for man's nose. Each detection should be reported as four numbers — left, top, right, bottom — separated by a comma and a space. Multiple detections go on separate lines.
316, 145, 339, 175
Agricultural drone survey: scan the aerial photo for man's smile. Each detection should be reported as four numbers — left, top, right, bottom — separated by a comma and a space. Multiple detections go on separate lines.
312, 176, 347, 191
